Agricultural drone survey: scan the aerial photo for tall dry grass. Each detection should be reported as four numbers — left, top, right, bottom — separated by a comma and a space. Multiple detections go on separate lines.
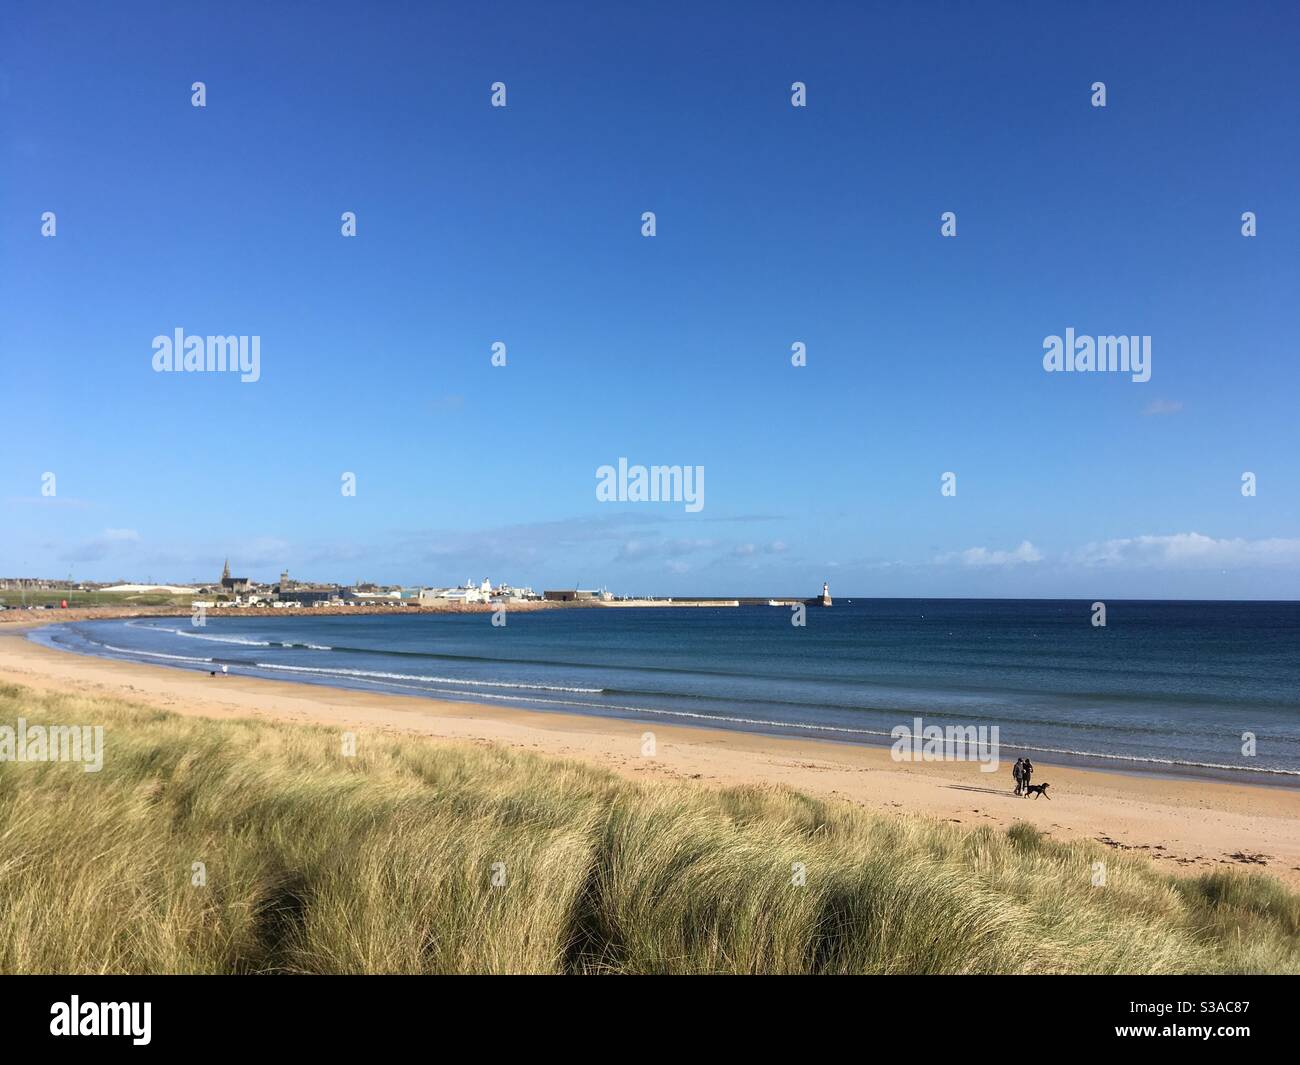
0, 681, 1296, 974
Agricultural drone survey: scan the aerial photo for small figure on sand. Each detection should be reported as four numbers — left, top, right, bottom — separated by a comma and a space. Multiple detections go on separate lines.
1020, 758, 1034, 796
1012, 757, 1025, 795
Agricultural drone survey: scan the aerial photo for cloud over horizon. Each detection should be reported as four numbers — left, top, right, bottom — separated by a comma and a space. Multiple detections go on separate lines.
1069, 532, 1300, 569
936, 541, 1043, 567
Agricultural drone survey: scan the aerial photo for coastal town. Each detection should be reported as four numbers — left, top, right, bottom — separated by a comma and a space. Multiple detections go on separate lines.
2, 563, 589, 612
0, 564, 834, 613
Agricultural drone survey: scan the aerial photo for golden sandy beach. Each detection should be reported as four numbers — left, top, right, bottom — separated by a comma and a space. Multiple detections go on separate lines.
2, 617, 1298, 887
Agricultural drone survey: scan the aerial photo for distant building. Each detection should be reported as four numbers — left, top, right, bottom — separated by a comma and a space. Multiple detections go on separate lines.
416, 579, 515, 606
345, 588, 402, 601
277, 586, 338, 607
494, 585, 540, 602
219, 559, 251, 595
274, 574, 340, 608
543, 589, 611, 602
419, 579, 488, 606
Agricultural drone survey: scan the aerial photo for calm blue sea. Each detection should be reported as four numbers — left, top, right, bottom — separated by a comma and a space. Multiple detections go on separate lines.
30, 600, 1300, 782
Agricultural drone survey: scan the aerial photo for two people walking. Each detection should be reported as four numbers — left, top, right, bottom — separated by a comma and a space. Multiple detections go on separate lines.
1012, 756, 1034, 796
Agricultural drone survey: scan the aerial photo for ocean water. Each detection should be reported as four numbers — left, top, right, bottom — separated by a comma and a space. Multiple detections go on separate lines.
29, 600, 1300, 782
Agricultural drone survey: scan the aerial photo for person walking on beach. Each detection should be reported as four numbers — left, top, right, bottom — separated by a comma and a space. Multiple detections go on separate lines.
1020, 758, 1034, 796
1012, 757, 1024, 795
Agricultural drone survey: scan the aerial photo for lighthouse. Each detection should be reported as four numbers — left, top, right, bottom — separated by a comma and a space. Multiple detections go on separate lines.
820, 582, 832, 607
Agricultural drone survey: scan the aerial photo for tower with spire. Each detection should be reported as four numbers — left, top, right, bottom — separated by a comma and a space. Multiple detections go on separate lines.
218, 559, 249, 595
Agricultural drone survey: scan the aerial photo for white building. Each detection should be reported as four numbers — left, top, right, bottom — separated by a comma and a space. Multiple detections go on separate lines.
418, 579, 493, 606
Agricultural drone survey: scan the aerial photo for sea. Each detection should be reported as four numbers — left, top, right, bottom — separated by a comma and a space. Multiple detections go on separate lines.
29, 600, 1300, 783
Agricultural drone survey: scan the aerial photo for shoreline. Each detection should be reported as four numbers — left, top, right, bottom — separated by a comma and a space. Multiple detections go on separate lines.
0, 603, 558, 622
21, 610, 1300, 790
2, 618, 1298, 887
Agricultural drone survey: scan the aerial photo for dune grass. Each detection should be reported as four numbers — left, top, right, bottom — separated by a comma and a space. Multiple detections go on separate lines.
0, 681, 1296, 974
0, 589, 191, 608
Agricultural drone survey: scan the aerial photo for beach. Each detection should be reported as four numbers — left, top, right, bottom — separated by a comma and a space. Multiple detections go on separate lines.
3, 617, 1297, 888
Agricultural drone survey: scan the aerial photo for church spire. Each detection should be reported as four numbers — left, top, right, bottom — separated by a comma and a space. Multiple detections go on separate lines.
222, 558, 230, 580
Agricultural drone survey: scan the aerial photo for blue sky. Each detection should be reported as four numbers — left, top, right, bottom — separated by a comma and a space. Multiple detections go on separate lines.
3, 0, 1299, 597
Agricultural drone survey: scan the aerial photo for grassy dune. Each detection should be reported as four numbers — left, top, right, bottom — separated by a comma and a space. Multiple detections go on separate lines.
1, 681, 1297, 974
0, 589, 193, 609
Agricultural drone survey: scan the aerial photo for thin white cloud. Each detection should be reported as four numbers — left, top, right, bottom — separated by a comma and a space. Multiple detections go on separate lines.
731, 540, 788, 558
937, 541, 1042, 567
616, 537, 718, 562
1071, 532, 1300, 569
1142, 398, 1184, 416
59, 528, 142, 563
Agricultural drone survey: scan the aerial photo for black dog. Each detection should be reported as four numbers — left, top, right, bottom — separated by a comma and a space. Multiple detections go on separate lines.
1023, 782, 1051, 800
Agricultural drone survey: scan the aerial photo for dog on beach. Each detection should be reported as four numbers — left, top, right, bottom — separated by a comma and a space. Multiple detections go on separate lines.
1023, 782, 1051, 799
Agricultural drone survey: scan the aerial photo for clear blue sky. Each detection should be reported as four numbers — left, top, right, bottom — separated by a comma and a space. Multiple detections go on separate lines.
3, 1, 1299, 597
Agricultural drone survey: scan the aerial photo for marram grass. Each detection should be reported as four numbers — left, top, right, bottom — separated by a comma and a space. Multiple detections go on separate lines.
1, 682, 1297, 974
